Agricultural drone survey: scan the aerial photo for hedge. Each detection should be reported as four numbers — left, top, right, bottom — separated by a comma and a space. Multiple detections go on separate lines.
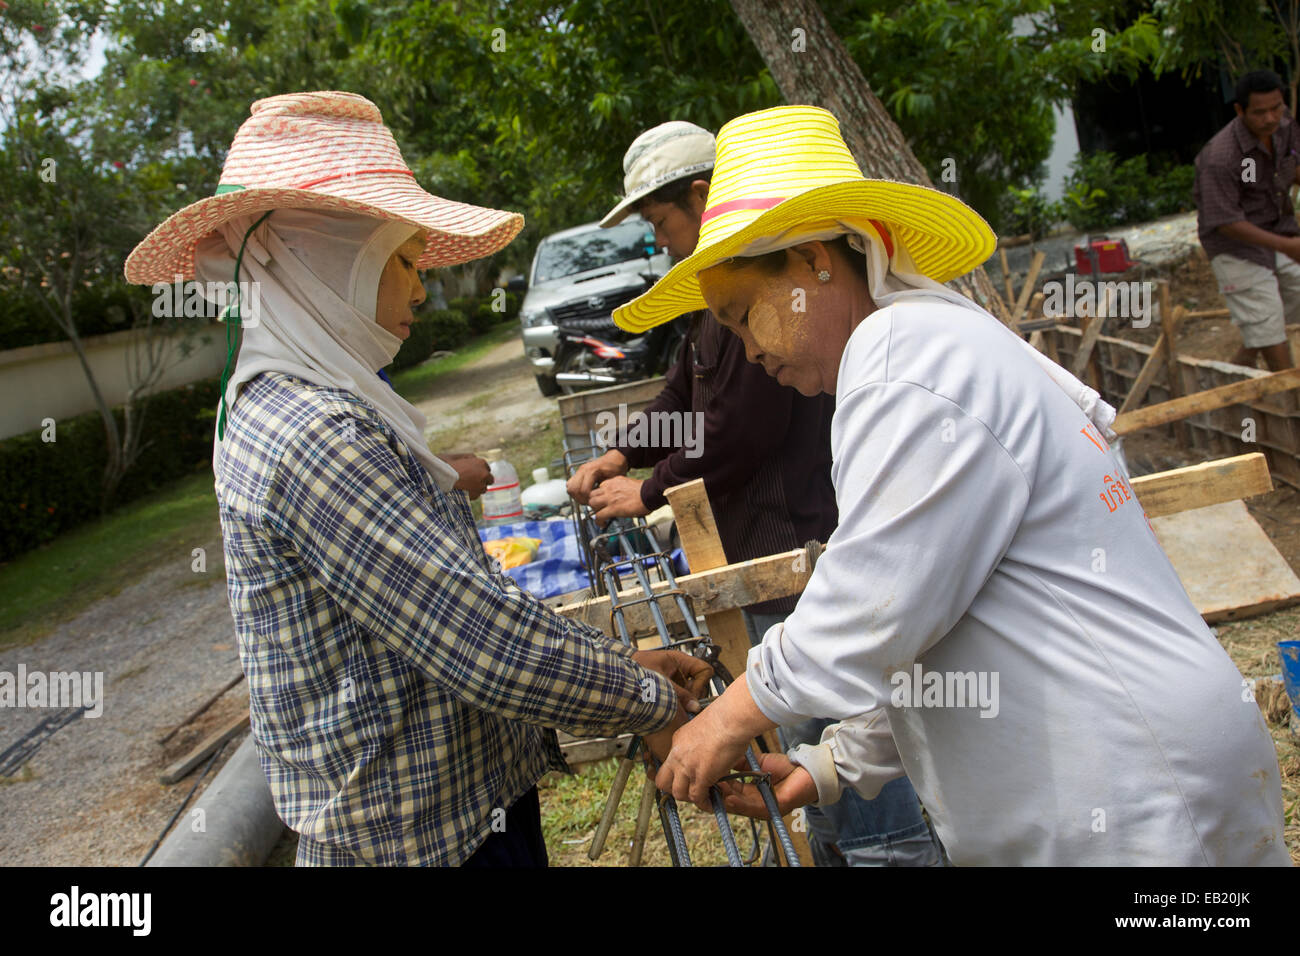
0, 284, 139, 352
389, 308, 471, 370
0, 377, 221, 563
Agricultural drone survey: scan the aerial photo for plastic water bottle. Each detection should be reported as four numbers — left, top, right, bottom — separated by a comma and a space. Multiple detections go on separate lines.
481, 450, 523, 526
520, 466, 569, 515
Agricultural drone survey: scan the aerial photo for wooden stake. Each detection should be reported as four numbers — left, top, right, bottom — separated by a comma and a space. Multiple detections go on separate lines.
1000, 247, 1014, 308
159, 710, 249, 784
1159, 282, 1189, 447
1010, 251, 1045, 325
1070, 310, 1106, 381
1117, 337, 1168, 414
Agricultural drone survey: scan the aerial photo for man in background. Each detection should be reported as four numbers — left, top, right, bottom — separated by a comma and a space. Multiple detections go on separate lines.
1195, 69, 1300, 370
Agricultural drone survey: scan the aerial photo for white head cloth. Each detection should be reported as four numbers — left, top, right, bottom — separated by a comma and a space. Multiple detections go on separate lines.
732, 219, 1118, 440
194, 208, 460, 490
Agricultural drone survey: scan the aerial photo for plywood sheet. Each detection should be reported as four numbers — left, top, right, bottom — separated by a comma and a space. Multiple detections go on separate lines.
1151, 499, 1300, 622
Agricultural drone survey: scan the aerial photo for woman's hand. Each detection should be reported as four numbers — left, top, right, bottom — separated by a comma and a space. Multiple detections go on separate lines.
438, 453, 493, 499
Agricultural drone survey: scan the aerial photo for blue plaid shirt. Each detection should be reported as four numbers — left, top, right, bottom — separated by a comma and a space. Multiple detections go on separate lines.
214, 372, 676, 865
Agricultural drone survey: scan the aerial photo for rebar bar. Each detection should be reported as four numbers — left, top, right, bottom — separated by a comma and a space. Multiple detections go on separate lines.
562, 430, 801, 866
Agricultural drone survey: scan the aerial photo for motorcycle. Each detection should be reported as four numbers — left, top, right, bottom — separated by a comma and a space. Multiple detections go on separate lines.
551, 276, 690, 394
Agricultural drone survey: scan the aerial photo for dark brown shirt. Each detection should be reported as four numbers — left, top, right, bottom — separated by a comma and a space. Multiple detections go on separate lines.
616, 311, 838, 615
1194, 114, 1300, 268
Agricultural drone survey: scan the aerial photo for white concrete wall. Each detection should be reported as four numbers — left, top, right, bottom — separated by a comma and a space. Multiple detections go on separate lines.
1043, 102, 1081, 200
0, 324, 227, 440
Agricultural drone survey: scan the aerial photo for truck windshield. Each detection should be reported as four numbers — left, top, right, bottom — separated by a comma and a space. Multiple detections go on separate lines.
533, 221, 657, 284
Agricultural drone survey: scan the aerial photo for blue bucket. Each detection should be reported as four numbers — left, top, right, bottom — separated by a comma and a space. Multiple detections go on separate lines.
1279, 641, 1300, 720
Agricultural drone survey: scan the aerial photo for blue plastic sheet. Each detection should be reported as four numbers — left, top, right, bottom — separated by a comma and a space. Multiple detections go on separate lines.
479, 519, 589, 599
478, 518, 690, 600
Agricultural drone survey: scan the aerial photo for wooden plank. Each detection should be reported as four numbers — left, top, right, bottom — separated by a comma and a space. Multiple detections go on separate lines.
1131, 453, 1273, 518
1114, 367, 1300, 435
663, 479, 755, 685
559, 732, 634, 768
1183, 308, 1231, 320
1152, 500, 1300, 623
157, 672, 244, 745
159, 710, 249, 784
555, 547, 812, 631
1010, 250, 1045, 325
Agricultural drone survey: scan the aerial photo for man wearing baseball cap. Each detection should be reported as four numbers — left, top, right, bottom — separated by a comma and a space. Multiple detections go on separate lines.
568, 121, 941, 866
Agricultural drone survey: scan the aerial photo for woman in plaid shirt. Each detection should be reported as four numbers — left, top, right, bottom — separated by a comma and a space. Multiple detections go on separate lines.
125, 92, 709, 866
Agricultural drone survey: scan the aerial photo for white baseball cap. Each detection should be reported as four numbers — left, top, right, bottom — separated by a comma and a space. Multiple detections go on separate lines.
600, 121, 715, 228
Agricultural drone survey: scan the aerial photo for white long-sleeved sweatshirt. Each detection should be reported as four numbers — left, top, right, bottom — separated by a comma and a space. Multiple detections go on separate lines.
746, 297, 1289, 866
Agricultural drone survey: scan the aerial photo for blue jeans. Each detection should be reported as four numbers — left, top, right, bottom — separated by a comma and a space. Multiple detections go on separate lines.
743, 609, 944, 866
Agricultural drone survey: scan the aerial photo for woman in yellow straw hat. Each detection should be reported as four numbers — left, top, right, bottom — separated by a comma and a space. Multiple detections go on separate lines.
637, 105, 1289, 866
126, 91, 710, 866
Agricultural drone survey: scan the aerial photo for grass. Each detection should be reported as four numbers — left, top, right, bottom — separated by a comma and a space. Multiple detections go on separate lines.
539, 757, 769, 867
0, 470, 223, 651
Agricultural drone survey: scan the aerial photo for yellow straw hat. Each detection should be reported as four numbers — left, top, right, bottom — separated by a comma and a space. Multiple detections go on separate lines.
613, 105, 995, 332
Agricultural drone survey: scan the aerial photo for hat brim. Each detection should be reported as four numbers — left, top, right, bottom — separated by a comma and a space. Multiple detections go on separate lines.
124, 177, 524, 284
599, 189, 647, 229
612, 179, 995, 332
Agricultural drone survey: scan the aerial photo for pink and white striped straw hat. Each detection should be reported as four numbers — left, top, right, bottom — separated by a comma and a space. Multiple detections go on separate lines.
124, 91, 523, 284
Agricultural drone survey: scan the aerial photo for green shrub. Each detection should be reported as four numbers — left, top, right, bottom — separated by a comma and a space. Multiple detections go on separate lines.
0, 282, 141, 352
423, 308, 471, 351
390, 315, 439, 371
0, 378, 221, 562
999, 185, 1064, 239
1061, 151, 1196, 231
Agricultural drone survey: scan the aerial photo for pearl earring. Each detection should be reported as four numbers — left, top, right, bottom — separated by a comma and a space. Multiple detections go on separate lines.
817, 270, 831, 283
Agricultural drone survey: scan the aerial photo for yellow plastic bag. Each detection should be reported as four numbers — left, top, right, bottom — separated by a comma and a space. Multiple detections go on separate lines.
484, 536, 542, 570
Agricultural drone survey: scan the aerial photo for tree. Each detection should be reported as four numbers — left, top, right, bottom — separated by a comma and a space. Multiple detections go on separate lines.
0, 0, 207, 508
728, 0, 1005, 313
833, 0, 1159, 228
1154, 0, 1300, 111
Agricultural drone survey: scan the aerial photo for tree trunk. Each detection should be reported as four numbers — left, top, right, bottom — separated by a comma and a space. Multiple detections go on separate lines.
728, 0, 1006, 318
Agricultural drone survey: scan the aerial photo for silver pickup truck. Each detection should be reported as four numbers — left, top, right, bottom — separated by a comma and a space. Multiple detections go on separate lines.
515, 218, 673, 396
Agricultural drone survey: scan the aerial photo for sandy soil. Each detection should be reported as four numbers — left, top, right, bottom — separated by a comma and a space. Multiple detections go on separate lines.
414, 336, 558, 455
